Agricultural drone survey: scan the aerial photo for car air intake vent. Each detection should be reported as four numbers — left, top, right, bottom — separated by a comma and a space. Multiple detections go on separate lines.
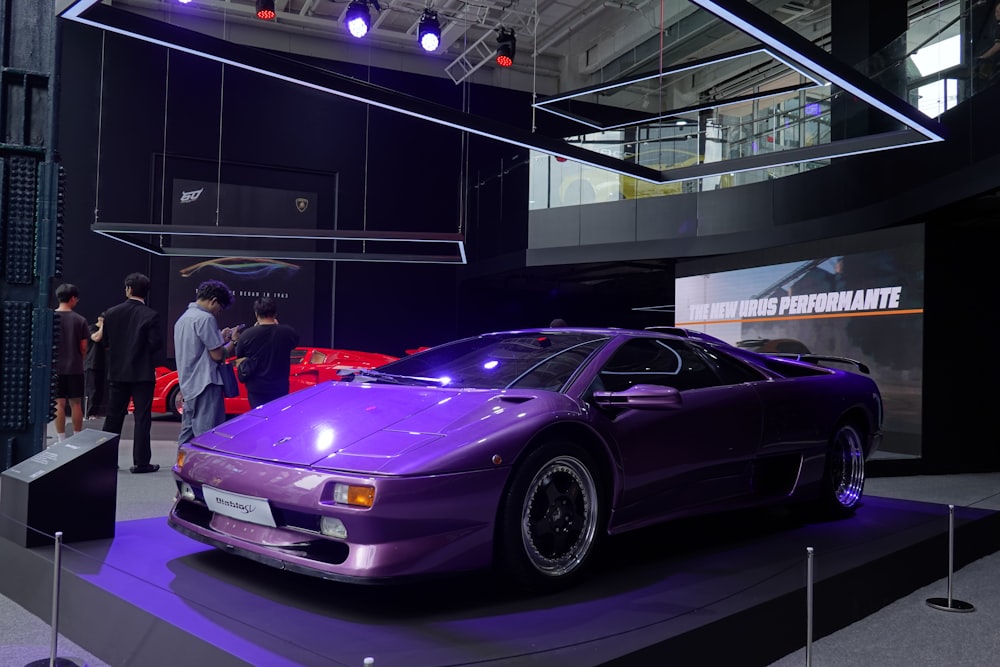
499, 396, 534, 404
277, 539, 350, 564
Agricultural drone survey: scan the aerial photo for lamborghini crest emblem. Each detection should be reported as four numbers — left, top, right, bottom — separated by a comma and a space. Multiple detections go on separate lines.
295, 198, 309, 213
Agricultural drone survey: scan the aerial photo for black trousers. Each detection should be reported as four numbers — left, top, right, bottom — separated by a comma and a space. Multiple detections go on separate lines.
246, 381, 290, 409
84, 367, 107, 418
103, 380, 155, 467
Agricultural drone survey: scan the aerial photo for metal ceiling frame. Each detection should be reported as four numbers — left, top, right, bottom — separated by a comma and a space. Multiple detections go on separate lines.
533, 45, 825, 130
91, 223, 469, 264
59, 0, 947, 184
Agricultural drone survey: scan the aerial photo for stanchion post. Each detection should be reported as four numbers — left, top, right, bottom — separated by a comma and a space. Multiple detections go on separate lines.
24, 531, 83, 667
805, 546, 814, 667
926, 504, 975, 613
49, 530, 63, 667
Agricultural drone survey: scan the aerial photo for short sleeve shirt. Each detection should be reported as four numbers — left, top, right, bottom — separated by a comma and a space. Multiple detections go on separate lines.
55, 310, 90, 375
174, 302, 225, 402
235, 323, 300, 396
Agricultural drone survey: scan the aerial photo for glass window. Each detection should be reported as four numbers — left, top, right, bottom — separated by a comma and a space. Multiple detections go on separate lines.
508, 339, 606, 391
696, 344, 767, 385
372, 332, 611, 390
598, 339, 721, 392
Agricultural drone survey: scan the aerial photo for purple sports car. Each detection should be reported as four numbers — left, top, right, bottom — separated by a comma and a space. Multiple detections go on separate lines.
168, 327, 882, 589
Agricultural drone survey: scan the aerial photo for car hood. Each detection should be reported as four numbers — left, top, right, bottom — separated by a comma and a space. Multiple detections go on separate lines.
190, 380, 557, 474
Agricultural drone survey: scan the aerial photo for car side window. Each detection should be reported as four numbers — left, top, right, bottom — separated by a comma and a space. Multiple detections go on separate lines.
694, 344, 768, 384
599, 339, 721, 392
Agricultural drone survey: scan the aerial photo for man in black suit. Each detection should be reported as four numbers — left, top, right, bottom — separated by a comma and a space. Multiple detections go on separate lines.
95, 273, 164, 473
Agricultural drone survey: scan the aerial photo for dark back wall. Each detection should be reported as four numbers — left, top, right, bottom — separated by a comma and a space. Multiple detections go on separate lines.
56, 22, 533, 358
921, 209, 1000, 473
56, 20, 1000, 476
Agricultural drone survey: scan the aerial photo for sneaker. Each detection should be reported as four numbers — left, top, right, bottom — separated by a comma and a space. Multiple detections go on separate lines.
129, 464, 160, 474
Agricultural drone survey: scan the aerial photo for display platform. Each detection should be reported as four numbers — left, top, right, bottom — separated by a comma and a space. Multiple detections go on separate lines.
3, 496, 999, 667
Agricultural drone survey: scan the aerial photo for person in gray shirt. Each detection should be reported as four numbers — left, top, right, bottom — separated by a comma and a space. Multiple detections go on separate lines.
174, 279, 240, 444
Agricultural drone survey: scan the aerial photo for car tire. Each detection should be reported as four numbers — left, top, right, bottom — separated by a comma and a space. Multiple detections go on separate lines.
497, 441, 604, 591
816, 422, 865, 518
167, 385, 183, 420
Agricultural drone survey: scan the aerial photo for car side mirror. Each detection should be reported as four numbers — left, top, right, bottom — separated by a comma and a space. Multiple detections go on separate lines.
592, 384, 682, 410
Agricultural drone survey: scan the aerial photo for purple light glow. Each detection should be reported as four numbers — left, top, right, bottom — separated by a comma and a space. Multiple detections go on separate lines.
805, 102, 822, 116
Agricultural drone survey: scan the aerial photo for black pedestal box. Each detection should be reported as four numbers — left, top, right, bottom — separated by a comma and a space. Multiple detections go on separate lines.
0, 429, 119, 547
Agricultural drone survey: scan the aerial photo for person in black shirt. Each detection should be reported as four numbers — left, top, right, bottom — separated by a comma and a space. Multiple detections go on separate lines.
977, 1, 1000, 84
235, 297, 300, 408
52, 283, 90, 442
96, 273, 164, 473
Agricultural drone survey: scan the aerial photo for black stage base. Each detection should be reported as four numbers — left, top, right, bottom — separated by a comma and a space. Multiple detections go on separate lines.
2, 496, 999, 667
0, 429, 119, 547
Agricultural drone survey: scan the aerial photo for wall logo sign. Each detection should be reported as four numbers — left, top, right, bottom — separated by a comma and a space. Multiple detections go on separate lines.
179, 188, 204, 204
295, 198, 309, 213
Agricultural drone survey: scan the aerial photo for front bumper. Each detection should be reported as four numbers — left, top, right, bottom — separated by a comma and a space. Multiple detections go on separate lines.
168, 448, 511, 583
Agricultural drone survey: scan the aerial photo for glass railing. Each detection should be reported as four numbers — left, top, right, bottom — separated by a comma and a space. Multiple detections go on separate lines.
852, 0, 966, 117
530, 0, 991, 211
530, 86, 835, 210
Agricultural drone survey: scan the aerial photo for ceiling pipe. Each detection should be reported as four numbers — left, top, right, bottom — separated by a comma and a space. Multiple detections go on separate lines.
531, 0, 625, 58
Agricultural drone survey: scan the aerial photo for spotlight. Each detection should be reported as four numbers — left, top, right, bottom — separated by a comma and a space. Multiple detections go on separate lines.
345, 0, 372, 38
496, 28, 516, 67
255, 0, 275, 20
418, 10, 441, 53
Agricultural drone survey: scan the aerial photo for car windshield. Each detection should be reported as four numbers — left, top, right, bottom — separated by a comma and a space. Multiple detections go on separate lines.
360, 332, 611, 390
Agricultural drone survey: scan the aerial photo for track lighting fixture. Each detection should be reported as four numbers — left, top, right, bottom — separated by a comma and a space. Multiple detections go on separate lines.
418, 10, 441, 52
255, 0, 275, 21
496, 28, 516, 67
345, 0, 373, 38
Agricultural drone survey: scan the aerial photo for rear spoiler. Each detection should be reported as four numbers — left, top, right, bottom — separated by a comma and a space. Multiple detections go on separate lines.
767, 353, 871, 375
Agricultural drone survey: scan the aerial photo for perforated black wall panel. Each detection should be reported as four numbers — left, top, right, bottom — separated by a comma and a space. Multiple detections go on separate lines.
3, 156, 38, 285
1, 301, 32, 429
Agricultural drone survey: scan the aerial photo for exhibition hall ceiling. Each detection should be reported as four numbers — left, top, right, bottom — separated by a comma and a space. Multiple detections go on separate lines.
62, 0, 949, 186
92, 0, 836, 95
84, 1, 950, 97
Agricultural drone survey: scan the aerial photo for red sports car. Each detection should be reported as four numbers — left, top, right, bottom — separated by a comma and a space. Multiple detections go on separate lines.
151, 347, 399, 418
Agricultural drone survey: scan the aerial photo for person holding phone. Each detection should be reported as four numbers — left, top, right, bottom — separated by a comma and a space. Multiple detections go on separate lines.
174, 279, 239, 444
235, 296, 300, 408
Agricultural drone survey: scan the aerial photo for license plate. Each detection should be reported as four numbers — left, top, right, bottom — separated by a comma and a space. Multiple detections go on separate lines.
203, 486, 277, 528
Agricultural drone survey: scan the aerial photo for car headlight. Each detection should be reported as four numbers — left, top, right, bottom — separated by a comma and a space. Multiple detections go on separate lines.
320, 516, 348, 539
